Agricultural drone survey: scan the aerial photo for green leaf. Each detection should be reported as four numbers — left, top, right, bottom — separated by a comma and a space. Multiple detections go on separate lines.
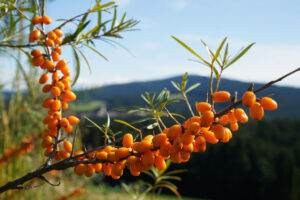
181, 72, 188, 92
155, 184, 181, 200
142, 170, 155, 179
164, 169, 187, 176
72, 45, 92, 74
171, 81, 181, 91
114, 119, 140, 132
90, 1, 115, 12
213, 37, 227, 63
223, 43, 229, 66
72, 48, 80, 86
171, 35, 211, 66
104, 113, 110, 144
82, 43, 108, 61
185, 83, 200, 93
225, 42, 255, 69
84, 116, 104, 133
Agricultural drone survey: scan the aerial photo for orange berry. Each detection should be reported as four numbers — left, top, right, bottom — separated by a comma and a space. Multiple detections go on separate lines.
230, 122, 239, 132
63, 141, 72, 152
141, 151, 155, 168
56, 59, 67, 70
61, 66, 70, 76
52, 111, 61, 119
159, 142, 172, 157
54, 38, 62, 45
183, 143, 194, 152
39, 73, 49, 84
62, 102, 68, 110
30, 30, 41, 40
42, 97, 54, 108
59, 150, 70, 159
188, 122, 201, 135
260, 97, 277, 111
31, 49, 42, 57
62, 90, 76, 102
212, 91, 231, 102
42, 15, 51, 24
51, 51, 60, 62
51, 86, 61, 97
85, 164, 95, 177
52, 72, 60, 82
250, 102, 264, 120
196, 102, 211, 113
32, 56, 44, 66
154, 156, 166, 170
115, 147, 130, 160
31, 16, 42, 24
47, 31, 57, 40
242, 91, 256, 107
108, 151, 118, 162
219, 114, 229, 125
67, 116, 80, 125
96, 151, 108, 160
180, 132, 195, 145
211, 124, 225, 140
94, 163, 102, 173
45, 39, 55, 47
132, 141, 152, 153
202, 130, 218, 144
64, 125, 73, 133
53, 47, 62, 55
227, 110, 237, 123
166, 124, 182, 140
195, 135, 206, 150
234, 108, 248, 123
153, 133, 168, 147
51, 99, 61, 111
74, 164, 85, 176
182, 116, 201, 129
44, 60, 55, 71
42, 84, 52, 93
201, 110, 214, 127
74, 150, 85, 160
123, 133, 133, 148
221, 128, 232, 143
170, 149, 181, 164
54, 29, 64, 37
180, 150, 191, 162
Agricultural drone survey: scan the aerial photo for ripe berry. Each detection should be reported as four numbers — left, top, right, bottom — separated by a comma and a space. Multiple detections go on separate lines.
32, 56, 44, 66
45, 39, 55, 47
30, 30, 41, 41
68, 116, 80, 125
96, 151, 108, 160
180, 132, 195, 145
234, 108, 248, 123
260, 97, 277, 111
31, 49, 43, 57
196, 102, 211, 113
188, 122, 200, 135
250, 102, 264, 120
123, 133, 133, 148
56, 60, 67, 70
51, 51, 60, 61
166, 124, 182, 140
31, 16, 42, 24
51, 86, 61, 97
47, 31, 57, 40
62, 90, 76, 102
211, 124, 225, 140
39, 73, 49, 84
154, 156, 166, 170
201, 110, 214, 127
230, 122, 239, 132
202, 130, 218, 144
242, 91, 256, 107
63, 141, 72, 152
152, 133, 168, 147
54, 29, 64, 37
212, 91, 231, 102
42, 15, 51, 24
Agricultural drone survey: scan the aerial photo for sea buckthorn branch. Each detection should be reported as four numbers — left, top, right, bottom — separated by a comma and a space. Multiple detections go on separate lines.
215, 67, 300, 118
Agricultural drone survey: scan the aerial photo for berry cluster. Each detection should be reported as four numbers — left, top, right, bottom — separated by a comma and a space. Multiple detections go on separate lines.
0, 136, 38, 168
71, 90, 277, 179
29, 16, 79, 160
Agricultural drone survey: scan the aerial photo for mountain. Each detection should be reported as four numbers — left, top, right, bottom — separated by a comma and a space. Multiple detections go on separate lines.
75, 75, 300, 119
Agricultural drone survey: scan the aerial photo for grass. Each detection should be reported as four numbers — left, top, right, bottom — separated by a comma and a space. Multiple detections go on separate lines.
70, 100, 105, 112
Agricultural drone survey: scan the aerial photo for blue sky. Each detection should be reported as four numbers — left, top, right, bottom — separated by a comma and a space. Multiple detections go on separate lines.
2, 0, 300, 89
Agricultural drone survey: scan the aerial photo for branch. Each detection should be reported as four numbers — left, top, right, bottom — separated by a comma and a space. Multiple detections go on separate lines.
215, 67, 300, 117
